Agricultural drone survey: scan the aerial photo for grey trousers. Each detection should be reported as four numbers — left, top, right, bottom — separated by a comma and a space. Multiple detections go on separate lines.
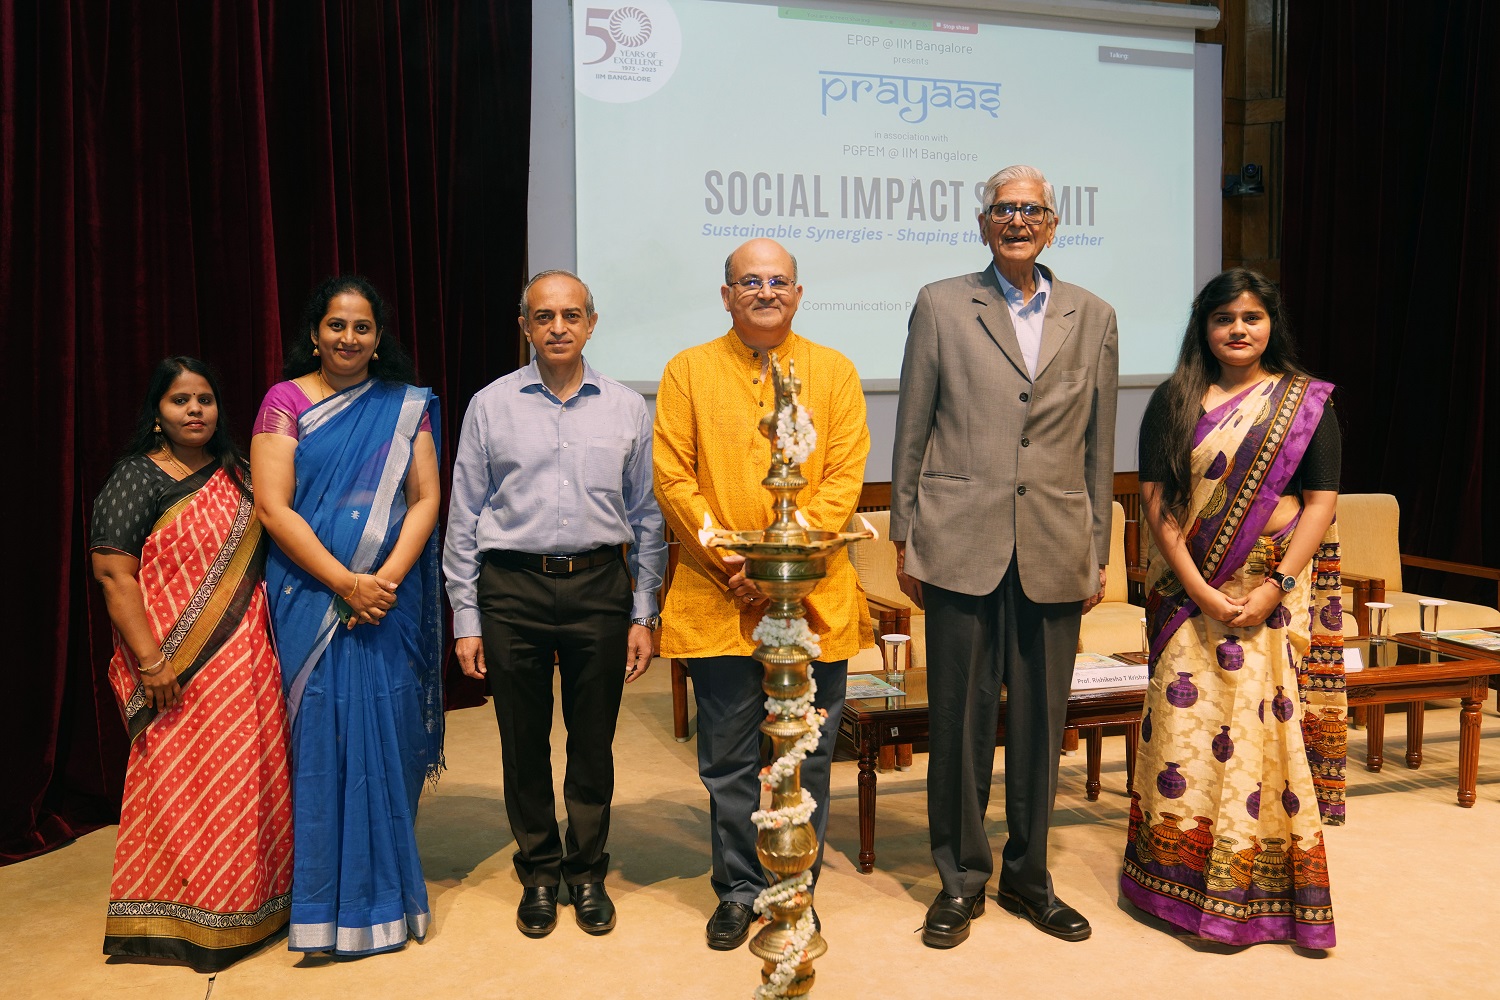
686, 655, 848, 906
924, 563, 1083, 903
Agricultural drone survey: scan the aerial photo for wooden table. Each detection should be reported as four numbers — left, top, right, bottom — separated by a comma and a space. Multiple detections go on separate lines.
837, 669, 1145, 874
1346, 634, 1495, 807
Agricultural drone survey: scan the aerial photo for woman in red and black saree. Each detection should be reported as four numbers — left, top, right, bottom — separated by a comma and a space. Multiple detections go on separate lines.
90, 357, 292, 971
1122, 269, 1344, 948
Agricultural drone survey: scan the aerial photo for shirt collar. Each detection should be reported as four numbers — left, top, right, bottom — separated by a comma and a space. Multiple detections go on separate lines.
992, 264, 1050, 314
518, 356, 602, 399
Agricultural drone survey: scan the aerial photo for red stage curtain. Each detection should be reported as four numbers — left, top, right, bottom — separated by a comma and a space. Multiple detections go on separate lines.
0, 0, 527, 863
1283, 0, 1500, 598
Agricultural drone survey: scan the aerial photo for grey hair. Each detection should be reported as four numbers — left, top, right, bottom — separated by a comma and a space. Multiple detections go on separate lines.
975, 164, 1057, 220
518, 269, 596, 317
723, 248, 799, 285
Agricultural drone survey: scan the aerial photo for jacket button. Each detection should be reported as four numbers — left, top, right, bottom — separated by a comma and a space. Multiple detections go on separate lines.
1017, 485, 1027, 495
1021, 437, 1030, 447
1019, 392, 1030, 402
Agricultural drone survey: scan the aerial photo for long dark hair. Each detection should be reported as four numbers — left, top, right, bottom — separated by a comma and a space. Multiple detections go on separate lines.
1143, 268, 1310, 527
119, 356, 248, 494
282, 274, 417, 384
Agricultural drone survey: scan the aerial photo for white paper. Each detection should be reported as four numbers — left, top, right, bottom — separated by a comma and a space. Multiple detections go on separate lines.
1344, 646, 1364, 673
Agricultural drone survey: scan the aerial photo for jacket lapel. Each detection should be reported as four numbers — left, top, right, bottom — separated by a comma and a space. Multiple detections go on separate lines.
1034, 263, 1077, 379
972, 269, 1029, 379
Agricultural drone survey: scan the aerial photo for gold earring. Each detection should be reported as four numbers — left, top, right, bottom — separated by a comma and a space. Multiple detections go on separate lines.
153, 421, 161, 433
313, 346, 320, 357
373, 351, 380, 360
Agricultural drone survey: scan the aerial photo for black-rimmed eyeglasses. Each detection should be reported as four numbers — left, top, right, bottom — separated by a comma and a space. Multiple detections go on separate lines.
987, 202, 1052, 225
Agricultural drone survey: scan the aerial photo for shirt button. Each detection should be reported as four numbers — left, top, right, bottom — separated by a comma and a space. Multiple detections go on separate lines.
562, 442, 569, 448
563, 480, 570, 486
562, 519, 569, 525
1019, 392, 1030, 402
752, 351, 759, 358
1017, 485, 1027, 495
752, 378, 759, 384
1021, 438, 1030, 447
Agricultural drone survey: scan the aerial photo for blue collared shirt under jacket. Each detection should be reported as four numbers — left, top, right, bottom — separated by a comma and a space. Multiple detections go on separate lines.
443, 357, 667, 638
993, 262, 1051, 379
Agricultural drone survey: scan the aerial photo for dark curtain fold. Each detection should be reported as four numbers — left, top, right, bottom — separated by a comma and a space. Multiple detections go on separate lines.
1, 0, 528, 864
1283, 0, 1500, 599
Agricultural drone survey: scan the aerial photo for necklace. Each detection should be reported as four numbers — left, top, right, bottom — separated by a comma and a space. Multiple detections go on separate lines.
158, 447, 193, 479
315, 368, 334, 400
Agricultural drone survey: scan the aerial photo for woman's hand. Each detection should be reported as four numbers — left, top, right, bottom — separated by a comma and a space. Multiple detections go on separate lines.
1230, 581, 1284, 627
141, 659, 182, 711
345, 573, 398, 626
1192, 583, 1247, 625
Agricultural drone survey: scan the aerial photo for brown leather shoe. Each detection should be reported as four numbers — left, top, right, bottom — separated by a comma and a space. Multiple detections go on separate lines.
921, 891, 985, 948
995, 884, 1091, 941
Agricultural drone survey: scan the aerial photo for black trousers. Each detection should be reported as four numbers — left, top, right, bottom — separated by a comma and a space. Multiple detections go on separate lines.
924, 561, 1082, 904
477, 551, 631, 887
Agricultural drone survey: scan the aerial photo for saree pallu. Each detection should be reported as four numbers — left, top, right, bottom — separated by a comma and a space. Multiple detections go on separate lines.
104, 468, 292, 971
266, 380, 443, 956
1122, 375, 1343, 948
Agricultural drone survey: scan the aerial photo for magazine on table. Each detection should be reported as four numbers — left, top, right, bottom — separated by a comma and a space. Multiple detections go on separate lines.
1432, 628, 1500, 653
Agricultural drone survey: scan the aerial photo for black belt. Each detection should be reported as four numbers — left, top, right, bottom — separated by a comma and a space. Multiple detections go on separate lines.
487, 545, 619, 576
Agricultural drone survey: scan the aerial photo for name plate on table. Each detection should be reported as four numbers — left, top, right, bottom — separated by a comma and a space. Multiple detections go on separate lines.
1071, 653, 1149, 691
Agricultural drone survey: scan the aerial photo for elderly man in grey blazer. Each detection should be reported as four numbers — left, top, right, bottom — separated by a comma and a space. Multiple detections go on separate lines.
891, 163, 1118, 948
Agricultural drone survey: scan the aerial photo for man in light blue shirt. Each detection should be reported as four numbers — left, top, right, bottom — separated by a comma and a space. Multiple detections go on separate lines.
443, 269, 666, 940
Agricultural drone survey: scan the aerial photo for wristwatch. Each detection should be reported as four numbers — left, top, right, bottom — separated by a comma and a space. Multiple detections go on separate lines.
631, 615, 661, 631
1266, 568, 1296, 592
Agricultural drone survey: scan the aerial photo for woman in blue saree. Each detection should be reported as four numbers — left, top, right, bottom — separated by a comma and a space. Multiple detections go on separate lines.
1122, 268, 1343, 948
251, 275, 444, 956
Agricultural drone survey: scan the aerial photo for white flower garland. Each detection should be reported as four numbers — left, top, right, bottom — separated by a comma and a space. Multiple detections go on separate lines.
752, 874, 817, 1000
752, 615, 822, 658
775, 402, 816, 466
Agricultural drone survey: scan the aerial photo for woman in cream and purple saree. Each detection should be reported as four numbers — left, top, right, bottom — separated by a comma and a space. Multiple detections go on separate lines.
91, 357, 292, 971
1122, 269, 1344, 949
252, 276, 443, 958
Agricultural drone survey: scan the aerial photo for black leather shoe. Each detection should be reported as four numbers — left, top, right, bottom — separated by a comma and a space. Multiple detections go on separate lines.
995, 884, 1091, 942
921, 891, 985, 948
571, 882, 616, 935
705, 901, 755, 950
517, 886, 558, 938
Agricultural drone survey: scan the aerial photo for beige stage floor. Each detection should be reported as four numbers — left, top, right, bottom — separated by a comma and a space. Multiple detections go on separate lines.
4, 663, 1498, 1000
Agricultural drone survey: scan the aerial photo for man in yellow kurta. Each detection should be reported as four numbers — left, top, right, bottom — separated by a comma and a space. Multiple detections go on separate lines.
655, 238, 873, 951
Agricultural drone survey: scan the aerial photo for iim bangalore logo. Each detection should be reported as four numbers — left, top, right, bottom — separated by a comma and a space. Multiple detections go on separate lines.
575, 1, 682, 104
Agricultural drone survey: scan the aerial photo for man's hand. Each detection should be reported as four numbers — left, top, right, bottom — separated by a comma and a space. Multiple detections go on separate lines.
894, 541, 925, 610
1083, 566, 1107, 614
625, 624, 654, 683
456, 635, 487, 679
721, 552, 768, 608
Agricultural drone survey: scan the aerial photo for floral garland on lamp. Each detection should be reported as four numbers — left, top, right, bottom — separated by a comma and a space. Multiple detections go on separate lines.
748, 588, 825, 996
774, 401, 816, 465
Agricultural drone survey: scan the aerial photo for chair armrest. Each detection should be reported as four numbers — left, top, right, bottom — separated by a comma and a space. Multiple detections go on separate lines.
1341, 573, 1386, 634
866, 594, 911, 635
1400, 554, 1500, 609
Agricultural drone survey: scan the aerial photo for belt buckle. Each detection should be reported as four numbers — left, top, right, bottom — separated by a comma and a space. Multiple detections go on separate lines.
543, 554, 574, 575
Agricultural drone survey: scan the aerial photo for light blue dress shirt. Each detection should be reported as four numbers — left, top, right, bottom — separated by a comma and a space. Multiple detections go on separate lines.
443, 357, 666, 637
993, 263, 1051, 379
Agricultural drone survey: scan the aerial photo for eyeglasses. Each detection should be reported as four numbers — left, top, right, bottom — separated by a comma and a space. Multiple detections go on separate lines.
728, 275, 796, 295
987, 202, 1052, 225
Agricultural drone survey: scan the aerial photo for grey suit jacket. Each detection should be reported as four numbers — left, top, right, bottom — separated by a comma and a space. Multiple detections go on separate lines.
889, 264, 1118, 602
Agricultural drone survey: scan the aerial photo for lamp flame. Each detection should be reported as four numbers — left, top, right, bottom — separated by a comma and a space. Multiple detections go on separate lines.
698, 511, 715, 547
795, 510, 810, 529
858, 514, 878, 540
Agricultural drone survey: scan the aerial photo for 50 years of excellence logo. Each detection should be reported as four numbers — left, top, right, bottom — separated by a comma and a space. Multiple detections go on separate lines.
575, 1, 682, 103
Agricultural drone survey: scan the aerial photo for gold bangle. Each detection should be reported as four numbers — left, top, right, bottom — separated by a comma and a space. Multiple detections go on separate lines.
139, 655, 167, 676
344, 576, 360, 603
